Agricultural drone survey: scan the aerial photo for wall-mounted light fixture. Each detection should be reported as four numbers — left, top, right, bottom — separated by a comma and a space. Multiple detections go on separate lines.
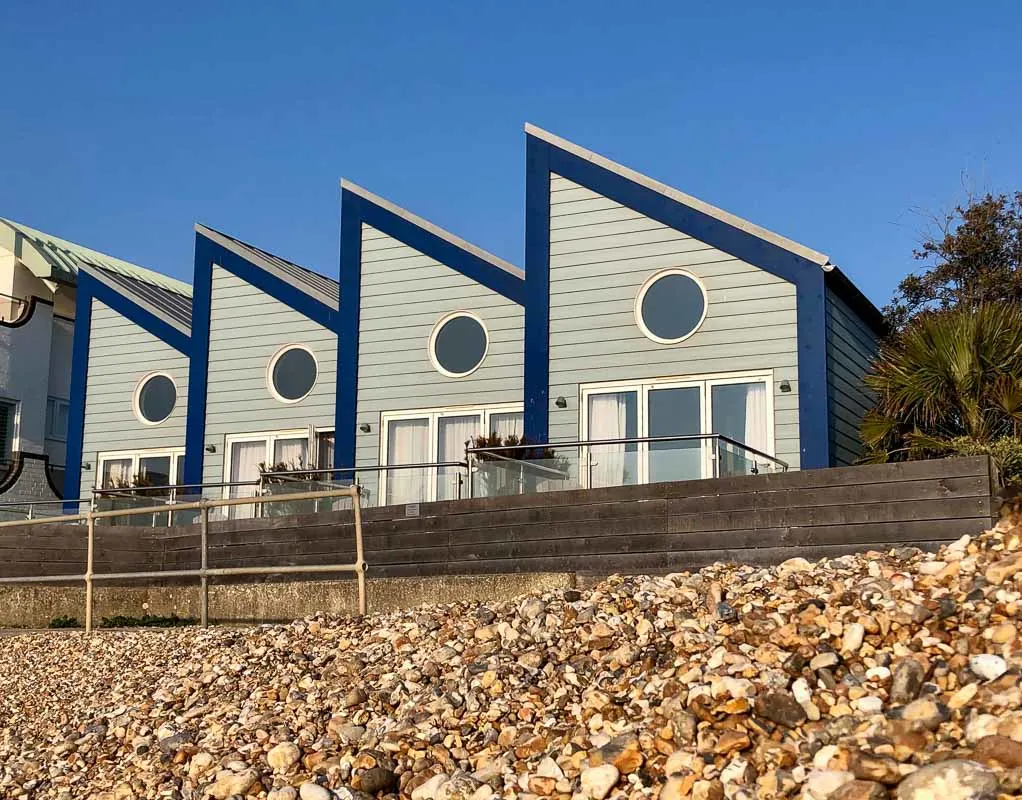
359, 423, 371, 433
555, 396, 568, 408
205, 444, 217, 453
779, 380, 792, 393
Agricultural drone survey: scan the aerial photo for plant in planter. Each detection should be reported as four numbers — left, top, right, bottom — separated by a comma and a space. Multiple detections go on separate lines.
468, 432, 569, 496
258, 459, 338, 516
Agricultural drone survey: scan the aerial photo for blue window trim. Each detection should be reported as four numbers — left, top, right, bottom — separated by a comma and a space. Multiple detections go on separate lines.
182, 230, 341, 486
333, 187, 526, 470
523, 133, 831, 469
63, 269, 191, 511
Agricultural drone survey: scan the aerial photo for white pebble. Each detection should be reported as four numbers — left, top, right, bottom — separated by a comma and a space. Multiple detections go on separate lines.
855, 696, 884, 714
970, 654, 1007, 682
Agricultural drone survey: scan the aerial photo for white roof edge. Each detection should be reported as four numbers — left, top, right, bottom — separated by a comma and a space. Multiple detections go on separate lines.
0, 219, 57, 281
524, 123, 832, 268
341, 179, 525, 280
78, 262, 191, 336
194, 223, 338, 306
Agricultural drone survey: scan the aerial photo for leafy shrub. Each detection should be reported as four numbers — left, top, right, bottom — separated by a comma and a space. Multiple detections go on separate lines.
48, 615, 81, 629
941, 436, 1022, 484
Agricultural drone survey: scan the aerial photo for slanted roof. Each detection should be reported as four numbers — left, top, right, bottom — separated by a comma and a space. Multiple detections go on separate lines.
92, 267, 192, 329
525, 124, 832, 267
525, 123, 885, 334
0, 217, 191, 297
196, 224, 339, 307
341, 180, 525, 281
81, 264, 192, 337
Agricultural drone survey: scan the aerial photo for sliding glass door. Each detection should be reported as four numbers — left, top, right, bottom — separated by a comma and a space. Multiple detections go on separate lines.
647, 385, 703, 483
582, 373, 773, 486
381, 405, 523, 505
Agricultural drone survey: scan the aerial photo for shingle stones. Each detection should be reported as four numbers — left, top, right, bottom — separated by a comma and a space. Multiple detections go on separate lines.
1, 517, 1021, 799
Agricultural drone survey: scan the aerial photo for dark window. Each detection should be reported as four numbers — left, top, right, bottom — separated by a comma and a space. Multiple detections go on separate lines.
432, 314, 487, 376
137, 375, 176, 423
639, 271, 706, 342
271, 347, 317, 401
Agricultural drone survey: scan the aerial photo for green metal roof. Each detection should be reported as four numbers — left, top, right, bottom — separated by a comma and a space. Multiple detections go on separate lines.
0, 217, 192, 297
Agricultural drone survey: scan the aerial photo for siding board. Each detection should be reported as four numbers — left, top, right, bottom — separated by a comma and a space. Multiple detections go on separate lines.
825, 290, 880, 466
355, 224, 524, 504
547, 176, 801, 469
203, 267, 338, 485
80, 300, 189, 498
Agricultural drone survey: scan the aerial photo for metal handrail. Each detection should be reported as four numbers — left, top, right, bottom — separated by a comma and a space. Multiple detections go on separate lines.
466, 433, 788, 471
93, 480, 260, 495
259, 461, 468, 479
0, 485, 366, 633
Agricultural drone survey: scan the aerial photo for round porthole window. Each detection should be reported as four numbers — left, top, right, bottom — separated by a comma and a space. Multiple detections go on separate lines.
429, 312, 489, 377
134, 373, 177, 425
268, 345, 318, 403
635, 268, 708, 344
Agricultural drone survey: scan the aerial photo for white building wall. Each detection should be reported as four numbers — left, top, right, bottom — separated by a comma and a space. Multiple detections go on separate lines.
0, 299, 53, 456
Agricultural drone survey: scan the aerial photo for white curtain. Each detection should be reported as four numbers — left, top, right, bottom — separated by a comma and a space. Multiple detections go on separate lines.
229, 440, 265, 518
744, 382, 769, 452
273, 437, 308, 469
437, 414, 479, 501
490, 411, 523, 439
386, 418, 430, 505
588, 393, 629, 488
101, 458, 132, 489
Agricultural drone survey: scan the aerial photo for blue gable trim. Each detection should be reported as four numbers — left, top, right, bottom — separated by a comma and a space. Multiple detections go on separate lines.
63, 273, 94, 512
527, 132, 831, 469
523, 137, 551, 444
183, 234, 214, 487
333, 187, 526, 471
334, 190, 363, 471
63, 270, 191, 512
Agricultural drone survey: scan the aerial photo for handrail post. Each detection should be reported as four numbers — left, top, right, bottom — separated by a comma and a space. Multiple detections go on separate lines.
352, 486, 366, 617
199, 502, 209, 627
85, 512, 96, 636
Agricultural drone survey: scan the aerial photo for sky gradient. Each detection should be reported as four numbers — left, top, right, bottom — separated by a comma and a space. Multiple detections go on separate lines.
2, 1, 1020, 308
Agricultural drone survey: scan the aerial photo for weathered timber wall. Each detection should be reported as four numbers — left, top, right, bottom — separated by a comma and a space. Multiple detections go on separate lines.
0, 457, 999, 586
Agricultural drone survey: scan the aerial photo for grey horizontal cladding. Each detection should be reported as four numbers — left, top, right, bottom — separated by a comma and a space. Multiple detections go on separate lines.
551, 308, 799, 336
360, 281, 524, 307
550, 335, 798, 363
358, 305, 522, 333
549, 258, 789, 286
355, 225, 524, 471
79, 300, 189, 498
552, 282, 794, 308
825, 288, 880, 467
550, 349, 799, 379
202, 267, 339, 486
548, 174, 801, 470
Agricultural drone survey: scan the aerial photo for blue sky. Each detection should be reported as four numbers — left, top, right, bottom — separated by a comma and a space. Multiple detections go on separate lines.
2, 1, 1020, 307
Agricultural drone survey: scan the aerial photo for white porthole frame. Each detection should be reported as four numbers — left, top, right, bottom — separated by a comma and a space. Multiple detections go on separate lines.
428, 311, 490, 378
266, 344, 319, 404
634, 268, 709, 345
132, 371, 178, 426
